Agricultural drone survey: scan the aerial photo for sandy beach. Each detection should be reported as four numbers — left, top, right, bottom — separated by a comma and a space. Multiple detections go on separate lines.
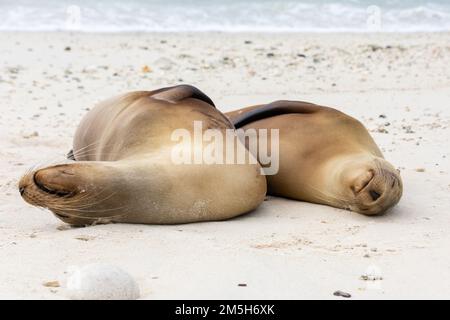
0, 32, 449, 299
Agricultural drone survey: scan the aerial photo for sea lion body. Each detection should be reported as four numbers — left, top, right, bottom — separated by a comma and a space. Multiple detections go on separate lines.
226, 101, 402, 215
19, 85, 266, 225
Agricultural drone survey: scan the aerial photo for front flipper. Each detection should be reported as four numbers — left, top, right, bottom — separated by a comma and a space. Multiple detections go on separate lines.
19, 155, 267, 226
19, 162, 127, 226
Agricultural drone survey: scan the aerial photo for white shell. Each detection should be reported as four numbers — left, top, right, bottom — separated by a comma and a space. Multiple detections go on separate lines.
66, 264, 140, 300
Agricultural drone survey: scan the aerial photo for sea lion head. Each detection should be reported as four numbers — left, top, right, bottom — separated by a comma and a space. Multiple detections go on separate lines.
333, 154, 403, 215
18, 163, 125, 225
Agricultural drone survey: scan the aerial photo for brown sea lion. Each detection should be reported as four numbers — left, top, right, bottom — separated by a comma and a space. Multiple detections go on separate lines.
19, 85, 266, 225
226, 101, 402, 215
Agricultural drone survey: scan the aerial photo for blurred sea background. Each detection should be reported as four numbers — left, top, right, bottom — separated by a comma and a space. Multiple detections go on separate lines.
0, 0, 449, 32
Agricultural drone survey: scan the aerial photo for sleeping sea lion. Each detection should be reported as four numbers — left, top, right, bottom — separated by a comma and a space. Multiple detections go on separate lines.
19, 85, 266, 225
226, 101, 402, 215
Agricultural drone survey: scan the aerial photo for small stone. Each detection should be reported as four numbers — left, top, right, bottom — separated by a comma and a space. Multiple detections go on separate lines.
379, 114, 387, 118
7, 67, 20, 74
22, 131, 39, 139
402, 125, 415, 133
415, 168, 425, 172
75, 235, 95, 242
64, 46, 71, 51
360, 274, 383, 281
66, 264, 140, 300
141, 65, 152, 73
333, 290, 351, 298
82, 65, 98, 74
369, 45, 383, 52
238, 283, 247, 287
43, 280, 60, 288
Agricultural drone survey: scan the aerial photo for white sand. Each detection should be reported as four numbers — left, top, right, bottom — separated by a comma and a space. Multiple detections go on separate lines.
0, 32, 449, 299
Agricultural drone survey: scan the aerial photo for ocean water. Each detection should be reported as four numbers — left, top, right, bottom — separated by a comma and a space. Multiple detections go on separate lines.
0, 0, 449, 32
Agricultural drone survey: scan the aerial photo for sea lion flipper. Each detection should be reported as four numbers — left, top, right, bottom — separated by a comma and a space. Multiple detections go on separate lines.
151, 84, 215, 107
231, 100, 321, 128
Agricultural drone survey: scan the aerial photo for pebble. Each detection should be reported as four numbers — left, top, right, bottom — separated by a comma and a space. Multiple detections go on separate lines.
333, 290, 351, 298
43, 280, 60, 288
360, 274, 383, 281
66, 264, 140, 300
74, 235, 95, 241
22, 131, 39, 139
141, 65, 152, 73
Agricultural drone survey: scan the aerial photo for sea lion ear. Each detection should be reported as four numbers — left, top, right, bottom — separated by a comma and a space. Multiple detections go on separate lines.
151, 84, 215, 107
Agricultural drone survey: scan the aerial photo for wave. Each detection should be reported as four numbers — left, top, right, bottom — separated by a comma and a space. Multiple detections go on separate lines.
0, 0, 449, 32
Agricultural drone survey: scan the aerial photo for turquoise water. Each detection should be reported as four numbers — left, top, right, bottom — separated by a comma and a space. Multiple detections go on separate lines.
0, 0, 449, 32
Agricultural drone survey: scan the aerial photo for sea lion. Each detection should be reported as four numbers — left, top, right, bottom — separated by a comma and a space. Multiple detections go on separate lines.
19, 85, 266, 225
226, 101, 402, 215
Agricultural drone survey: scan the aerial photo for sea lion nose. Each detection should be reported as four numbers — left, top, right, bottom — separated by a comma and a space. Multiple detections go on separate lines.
369, 189, 381, 201
354, 166, 403, 215
19, 186, 25, 196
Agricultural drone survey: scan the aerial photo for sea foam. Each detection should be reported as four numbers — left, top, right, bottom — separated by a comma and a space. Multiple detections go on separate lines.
0, 0, 449, 32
